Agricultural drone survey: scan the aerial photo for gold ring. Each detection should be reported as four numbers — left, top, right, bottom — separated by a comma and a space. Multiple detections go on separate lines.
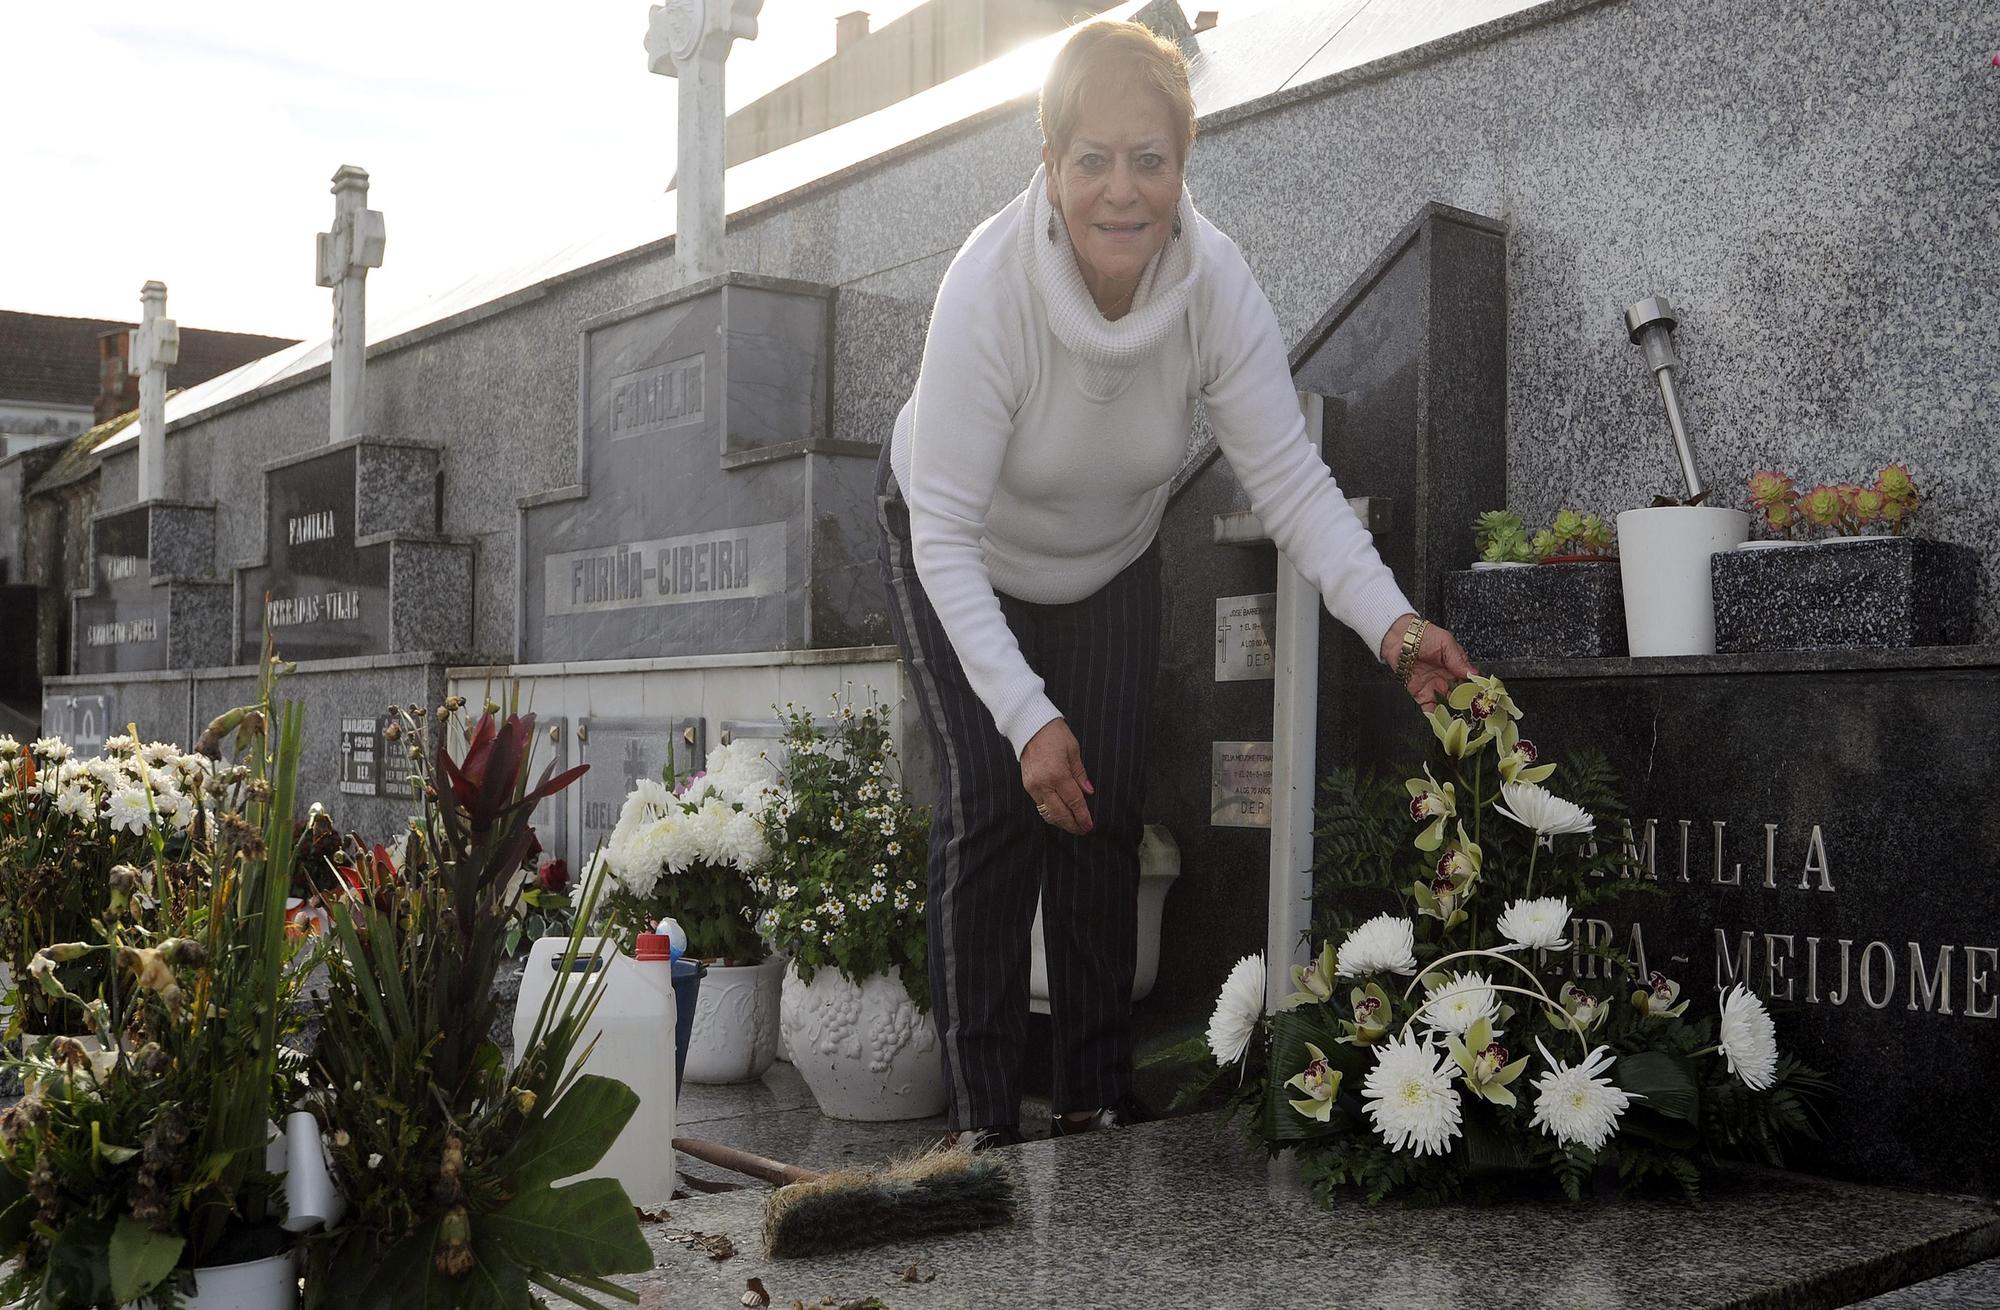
1035, 802, 1051, 819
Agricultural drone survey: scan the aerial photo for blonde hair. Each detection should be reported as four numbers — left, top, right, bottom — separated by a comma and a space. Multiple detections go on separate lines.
1038, 21, 1197, 164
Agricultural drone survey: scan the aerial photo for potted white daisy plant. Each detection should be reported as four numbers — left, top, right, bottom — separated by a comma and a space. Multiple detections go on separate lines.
1182, 676, 1831, 1205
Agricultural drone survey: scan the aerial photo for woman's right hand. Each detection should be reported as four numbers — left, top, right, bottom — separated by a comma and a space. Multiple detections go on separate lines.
1022, 719, 1094, 836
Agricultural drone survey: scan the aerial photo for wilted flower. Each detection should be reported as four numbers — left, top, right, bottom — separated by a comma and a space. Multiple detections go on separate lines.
537, 859, 569, 896
1334, 914, 1418, 978
1717, 985, 1780, 1090
1206, 953, 1266, 1066
1361, 1032, 1462, 1157
1284, 1042, 1343, 1122
1530, 1041, 1635, 1151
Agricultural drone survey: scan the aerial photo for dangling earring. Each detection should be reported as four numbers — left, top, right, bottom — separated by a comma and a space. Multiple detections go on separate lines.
1172, 216, 1183, 241
1048, 209, 1060, 243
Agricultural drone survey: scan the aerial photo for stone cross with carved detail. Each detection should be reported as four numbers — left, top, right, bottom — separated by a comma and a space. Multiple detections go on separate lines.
645, 0, 763, 285
130, 280, 179, 502
316, 164, 387, 443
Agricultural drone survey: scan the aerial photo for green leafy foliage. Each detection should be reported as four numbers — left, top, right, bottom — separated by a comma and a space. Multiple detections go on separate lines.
299, 701, 648, 1309
757, 695, 932, 1013
0, 650, 313, 1307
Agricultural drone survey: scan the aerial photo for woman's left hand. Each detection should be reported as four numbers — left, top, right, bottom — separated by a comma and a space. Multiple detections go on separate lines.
1379, 614, 1479, 712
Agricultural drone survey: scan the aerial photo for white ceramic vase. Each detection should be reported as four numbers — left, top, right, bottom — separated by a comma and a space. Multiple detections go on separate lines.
145, 1250, 298, 1309
778, 963, 946, 1121
684, 955, 786, 1084
1615, 506, 1750, 656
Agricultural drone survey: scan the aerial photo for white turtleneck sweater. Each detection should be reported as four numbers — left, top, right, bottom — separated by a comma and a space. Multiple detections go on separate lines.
891, 170, 1414, 757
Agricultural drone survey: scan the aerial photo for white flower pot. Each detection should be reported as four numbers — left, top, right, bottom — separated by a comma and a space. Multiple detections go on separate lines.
684, 955, 786, 1084
143, 1250, 298, 1309
779, 963, 945, 1121
1615, 507, 1750, 656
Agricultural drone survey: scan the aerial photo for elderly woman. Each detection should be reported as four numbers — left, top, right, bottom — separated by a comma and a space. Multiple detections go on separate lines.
876, 20, 1474, 1147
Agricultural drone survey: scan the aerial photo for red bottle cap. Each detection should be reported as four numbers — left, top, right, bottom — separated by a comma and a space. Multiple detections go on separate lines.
634, 933, 671, 961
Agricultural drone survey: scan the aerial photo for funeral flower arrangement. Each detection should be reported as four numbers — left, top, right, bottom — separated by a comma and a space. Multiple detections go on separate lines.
1194, 677, 1830, 1204
0, 672, 311, 1307
0, 733, 231, 1037
755, 695, 932, 1012
596, 738, 779, 964
298, 703, 651, 1308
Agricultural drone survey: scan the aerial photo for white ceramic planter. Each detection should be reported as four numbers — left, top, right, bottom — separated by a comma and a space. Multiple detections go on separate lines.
142, 1250, 298, 1309
1615, 506, 1750, 656
684, 955, 785, 1084
779, 964, 945, 1121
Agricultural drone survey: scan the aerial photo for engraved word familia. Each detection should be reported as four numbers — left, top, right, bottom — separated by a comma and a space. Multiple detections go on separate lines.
609, 356, 703, 438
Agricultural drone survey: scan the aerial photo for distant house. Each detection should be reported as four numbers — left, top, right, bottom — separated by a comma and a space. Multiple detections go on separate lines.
0, 311, 294, 731
0, 309, 295, 457
718, 0, 1120, 172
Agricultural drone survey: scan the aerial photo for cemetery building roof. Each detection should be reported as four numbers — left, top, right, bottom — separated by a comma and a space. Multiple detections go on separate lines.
27, 406, 141, 495
92, 0, 1550, 457
0, 309, 296, 409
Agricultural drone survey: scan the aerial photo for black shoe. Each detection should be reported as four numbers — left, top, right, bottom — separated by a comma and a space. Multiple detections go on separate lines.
938, 1124, 1024, 1153
1050, 1094, 1156, 1137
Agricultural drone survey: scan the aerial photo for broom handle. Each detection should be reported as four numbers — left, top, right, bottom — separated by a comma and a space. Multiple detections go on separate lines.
673, 1136, 826, 1187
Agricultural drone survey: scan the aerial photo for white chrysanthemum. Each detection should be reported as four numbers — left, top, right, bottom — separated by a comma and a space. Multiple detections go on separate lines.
55, 785, 96, 819
86, 757, 122, 786
30, 737, 71, 761
1335, 913, 1419, 978
102, 734, 137, 755
1717, 985, 1779, 1091
105, 787, 152, 834
718, 810, 768, 870
1206, 953, 1266, 1066
1361, 1032, 1462, 1156
1529, 1041, 1634, 1150
1494, 781, 1595, 839
55, 759, 88, 785
1422, 971, 1500, 1036
160, 788, 194, 829
141, 741, 178, 766
1496, 897, 1572, 951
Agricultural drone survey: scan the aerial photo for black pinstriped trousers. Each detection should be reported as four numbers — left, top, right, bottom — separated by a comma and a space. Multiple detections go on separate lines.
876, 447, 1161, 1132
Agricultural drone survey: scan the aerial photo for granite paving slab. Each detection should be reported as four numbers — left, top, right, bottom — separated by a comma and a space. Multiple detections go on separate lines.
624, 1112, 2000, 1309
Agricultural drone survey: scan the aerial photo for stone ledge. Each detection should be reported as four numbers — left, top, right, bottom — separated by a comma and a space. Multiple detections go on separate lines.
1488, 644, 2000, 681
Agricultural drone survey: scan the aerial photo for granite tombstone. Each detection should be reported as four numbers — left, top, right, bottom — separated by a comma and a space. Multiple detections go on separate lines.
72, 502, 231, 675
235, 437, 472, 664
517, 274, 885, 663
1486, 646, 2000, 1195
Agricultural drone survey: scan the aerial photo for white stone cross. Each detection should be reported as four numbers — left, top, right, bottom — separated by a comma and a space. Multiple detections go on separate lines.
646, 0, 763, 285
130, 281, 179, 502
315, 164, 387, 443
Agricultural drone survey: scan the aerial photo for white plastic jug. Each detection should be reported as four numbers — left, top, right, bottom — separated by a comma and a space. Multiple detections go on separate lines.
513, 936, 677, 1207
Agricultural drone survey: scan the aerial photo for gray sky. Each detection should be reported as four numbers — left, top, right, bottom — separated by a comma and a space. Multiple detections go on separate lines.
2, 0, 946, 340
